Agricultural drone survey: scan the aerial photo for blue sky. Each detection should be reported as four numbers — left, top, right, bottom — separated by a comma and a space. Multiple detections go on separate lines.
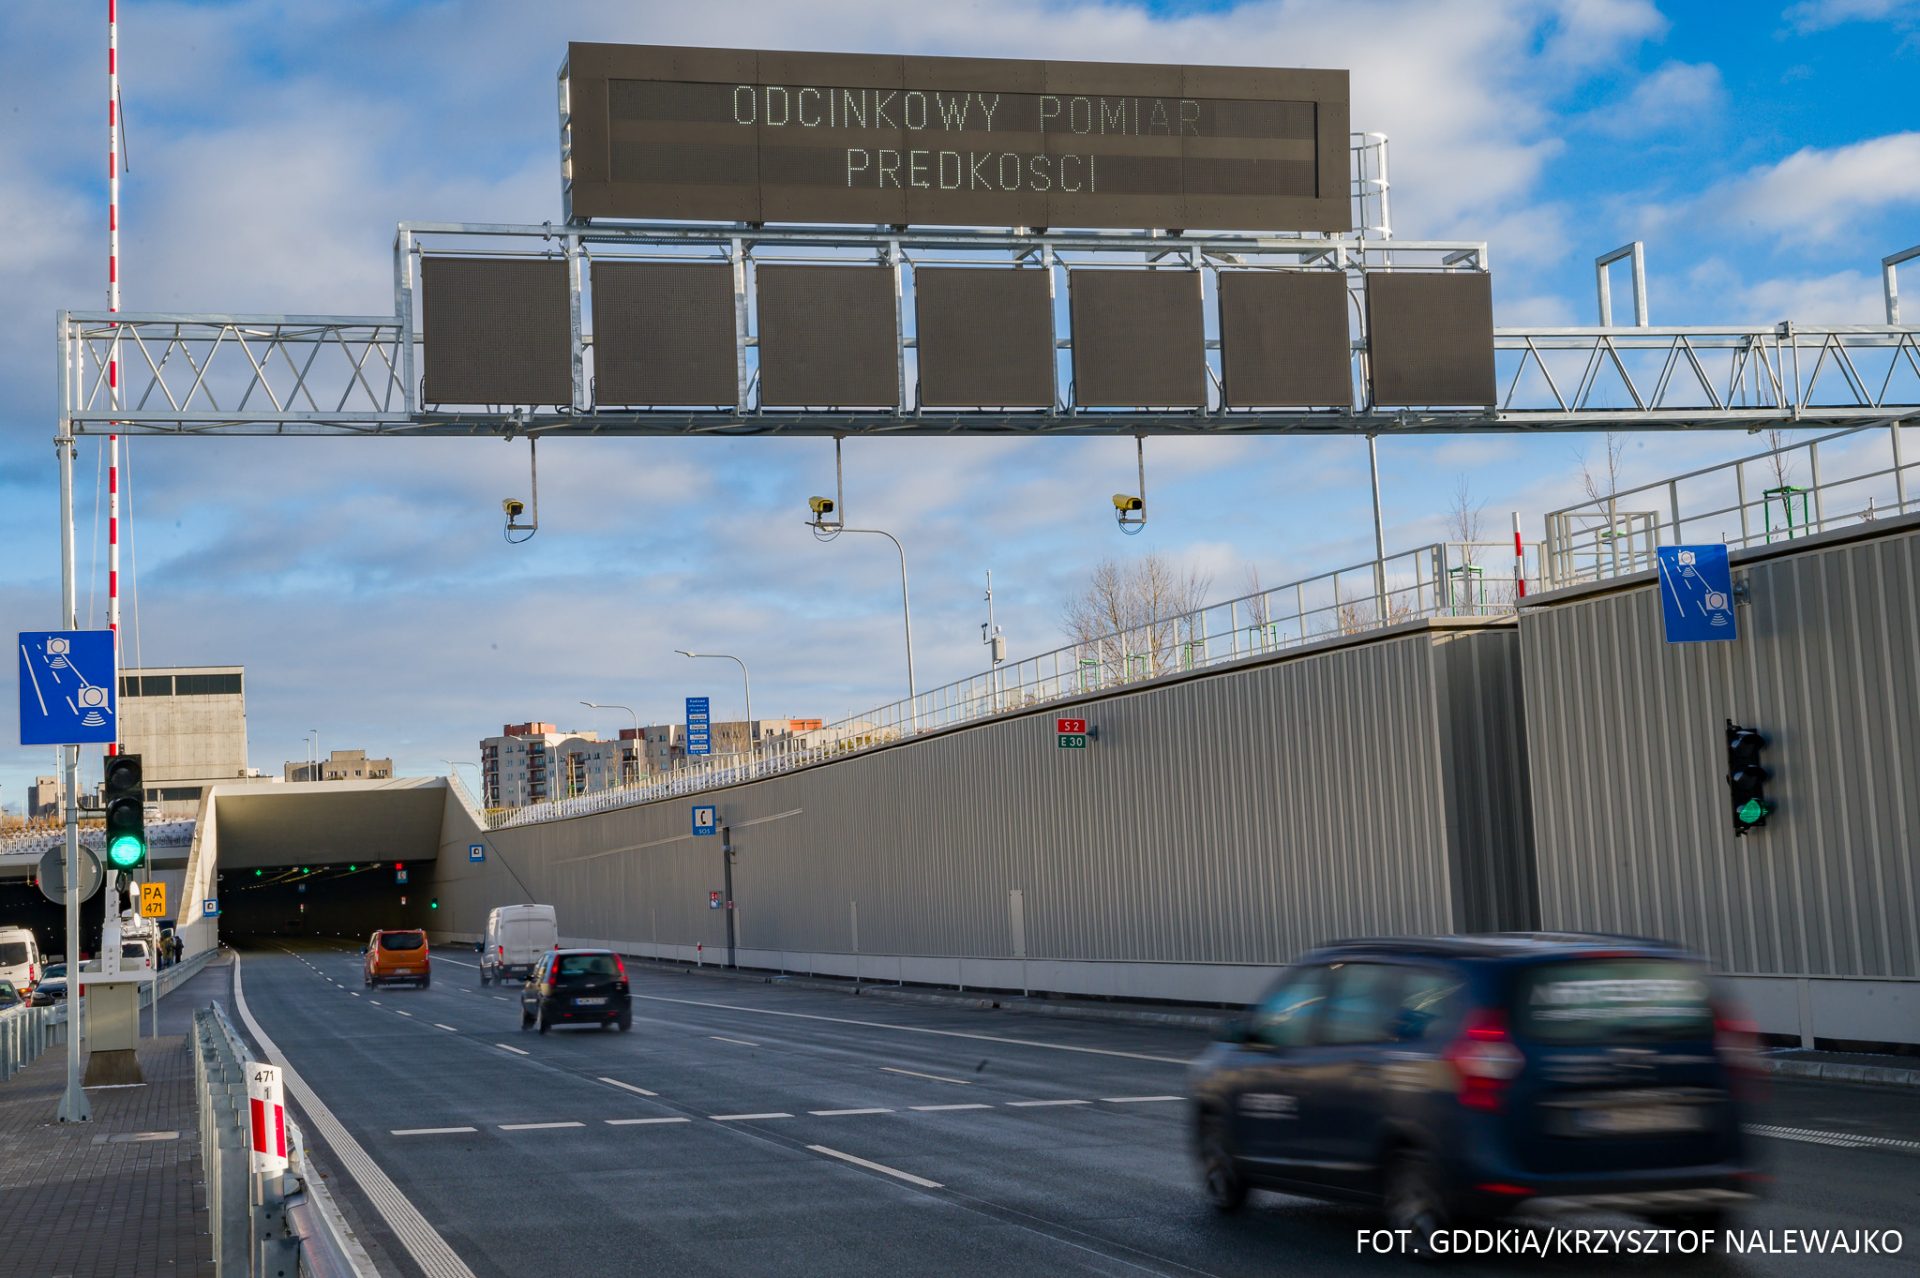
2, 0, 1917, 810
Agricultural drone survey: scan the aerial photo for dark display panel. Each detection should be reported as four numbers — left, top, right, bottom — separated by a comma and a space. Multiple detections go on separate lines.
1068, 270, 1206, 407
566, 43, 1351, 231
913, 268, 1055, 408
1219, 271, 1353, 407
1365, 273, 1497, 407
755, 265, 899, 407
421, 258, 572, 406
591, 261, 738, 406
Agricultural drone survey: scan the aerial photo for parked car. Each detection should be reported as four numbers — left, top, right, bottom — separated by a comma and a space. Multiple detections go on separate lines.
29, 963, 68, 1006
0, 926, 43, 999
1189, 933, 1762, 1247
363, 929, 432, 989
480, 904, 558, 986
521, 949, 631, 1034
0, 979, 20, 1011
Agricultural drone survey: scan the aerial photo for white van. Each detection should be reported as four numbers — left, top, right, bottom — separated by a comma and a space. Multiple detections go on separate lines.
0, 926, 43, 996
479, 904, 558, 985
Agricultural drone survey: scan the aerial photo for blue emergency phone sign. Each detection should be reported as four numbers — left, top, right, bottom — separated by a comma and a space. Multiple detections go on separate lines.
469, 843, 485, 862
204, 898, 219, 917
692, 804, 717, 836
1656, 545, 1737, 643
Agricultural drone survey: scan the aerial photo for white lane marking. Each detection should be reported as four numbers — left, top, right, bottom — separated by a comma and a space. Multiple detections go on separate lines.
710, 1035, 760, 1048
499, 1121, 584, 1131
1748, 1123, 1920, 1152
1007, 1099, 1090, 1108
1104, 1095, 1185, 1104
630, 992, 1188, 1065
811, 1108, 894, 1117
351, 992, 361, 998
880, 1066, 971, 1086
369, 1000, 382, 1006
494, 1043, 530, 1056
597, 1077, 658, 1098
435, 956, 479, 969
606, 1117, 691, 1126
808, 1144, 942, 1189
910, 1103, 991, 1112
394, 1010, 413, 1018
711, 1112, 792, 1121
392, 1127, 477, 1137
230, 953, 478, 1278
433, 1024, 459, 1033
492, 996, 510, 1002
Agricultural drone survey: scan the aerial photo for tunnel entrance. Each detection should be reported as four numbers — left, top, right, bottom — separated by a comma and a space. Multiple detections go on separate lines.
217, 860, 443, 941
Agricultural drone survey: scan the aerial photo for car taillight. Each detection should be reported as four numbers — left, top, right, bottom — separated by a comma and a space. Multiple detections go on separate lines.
1445, 1007, 1525, 1112
613, 955, 626, 979
1714, 1004, 1767, 1102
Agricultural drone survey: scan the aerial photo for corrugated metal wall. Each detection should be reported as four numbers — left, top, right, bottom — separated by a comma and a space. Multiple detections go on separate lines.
1521, 515, 1920, 982
427, 620, 1533, 1000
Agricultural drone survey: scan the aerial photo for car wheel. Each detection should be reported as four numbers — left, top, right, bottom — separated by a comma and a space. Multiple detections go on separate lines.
1198, 1113, 1248, 1214
537, 1006, 550, 1035
1384, 1147, 1448, 1256
481, 969, 491, 987
617, 1009, 632, 1033
420, 977, 431, 990
520, 1006, 533, 1030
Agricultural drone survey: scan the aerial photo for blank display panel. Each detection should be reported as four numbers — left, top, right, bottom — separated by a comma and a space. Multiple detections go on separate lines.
755, 265, 899, 407
1219, 271, 1352, 407
1365, 273, 1496, 407
422, 258, 572, 406
914, 268, 1055, 408
1069, 271, 1205, 408
591, 261, 738, 406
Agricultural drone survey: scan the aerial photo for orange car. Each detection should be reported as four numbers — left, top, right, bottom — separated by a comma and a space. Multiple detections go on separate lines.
363, 929, 431, 989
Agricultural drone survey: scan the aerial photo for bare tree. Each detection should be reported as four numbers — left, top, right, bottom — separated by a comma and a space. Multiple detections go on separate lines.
1447, 474, 1487, 565
1579, 432, 1627, 505
1764, 429, 1796, 492
1062, 552, 1213, 681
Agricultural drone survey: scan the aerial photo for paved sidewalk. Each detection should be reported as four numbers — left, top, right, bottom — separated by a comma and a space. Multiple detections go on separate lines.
0, 960, 228, 1278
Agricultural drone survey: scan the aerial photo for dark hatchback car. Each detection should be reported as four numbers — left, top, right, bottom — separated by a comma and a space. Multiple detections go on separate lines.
28, 963, 67, 1006
521, 949, 632, 1034
1190, 934, 1763, 1243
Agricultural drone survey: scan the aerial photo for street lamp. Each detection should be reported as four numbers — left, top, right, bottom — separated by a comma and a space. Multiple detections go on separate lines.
674, 651, 754, 769
442, 759, 483, 803
804, 513, 917, 708
307, 729, 319, 782
580, 701, 640, 787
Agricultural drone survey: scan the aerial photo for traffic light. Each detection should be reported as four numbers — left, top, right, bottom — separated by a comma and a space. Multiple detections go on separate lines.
103, 754, 146, 871
429, 898, 440, 911
1726, 720, 1773, 836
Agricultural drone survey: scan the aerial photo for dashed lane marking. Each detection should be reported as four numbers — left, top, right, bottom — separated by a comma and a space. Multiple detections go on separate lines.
810, 1108, 893, 1116
710, 1035, 760, 1048
1007, 1099, 1090, 1108
712, 1112, 793, 1121
433, 1024, 459, 1032
606, 1117, 692, 1126
1748, 1123, 1920, 1152
1104, 1096, 1184, 1104
880, 1066, 971, 1086
499, 1122, 585, 1131
808, 1145, 942, 1190
393, 1127, 477, 1137
494, 1043, 530, 1056
394, 1010, 413, 1018
911, 1103, 991, 1112
597, 1077, 658, 1097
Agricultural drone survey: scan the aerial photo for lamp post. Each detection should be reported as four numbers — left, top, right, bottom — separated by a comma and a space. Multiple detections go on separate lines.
307, 729, 319, 782
815, 526, 916, 710
580, 701, 640, 788
674, 651, 754, 770
442, 759, 482, 804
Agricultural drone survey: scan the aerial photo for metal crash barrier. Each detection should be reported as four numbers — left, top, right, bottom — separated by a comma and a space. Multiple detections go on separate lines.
193, 1003, 370, 1277
0, 1000, 65, 1081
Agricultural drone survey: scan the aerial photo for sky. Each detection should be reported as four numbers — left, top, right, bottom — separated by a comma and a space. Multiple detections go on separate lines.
2, 0, 1917, 810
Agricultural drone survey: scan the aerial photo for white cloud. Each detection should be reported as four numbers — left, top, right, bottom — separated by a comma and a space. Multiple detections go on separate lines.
1710, 131, 1920, 239
1591, 60, 1726, 136
1783, 0, 1920, 33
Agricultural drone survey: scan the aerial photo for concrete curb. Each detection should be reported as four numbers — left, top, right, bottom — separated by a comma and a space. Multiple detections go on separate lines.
1757, 1055, 1920, 1090
645, 958, 1228, 1032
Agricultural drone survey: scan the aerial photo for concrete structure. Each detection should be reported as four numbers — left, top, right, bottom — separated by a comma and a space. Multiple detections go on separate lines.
432, 620, 1535, 1007
1519, 512, 1920, 1050
116, 666, 249, 818
28, 776, 59, 820
481, 719, 819, 807
284, 749, 394, 783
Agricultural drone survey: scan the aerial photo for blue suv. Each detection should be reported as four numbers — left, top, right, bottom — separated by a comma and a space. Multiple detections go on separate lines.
1189, 934, 1763, 1243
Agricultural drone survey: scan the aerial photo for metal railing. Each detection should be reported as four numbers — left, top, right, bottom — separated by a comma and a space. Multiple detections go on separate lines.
0, 819, 197, 864
193, 1003, 366, 1277
471, 540, 1526, 830
0, 1000, 66, 1082
1542, 421, 1917, 589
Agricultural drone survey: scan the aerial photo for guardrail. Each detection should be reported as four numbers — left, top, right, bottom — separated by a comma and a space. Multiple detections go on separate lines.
0, 1000, 65, 1082
471, 540, 1529, 830
1541, 421, 1917, 589
193, 1003, 369, 1277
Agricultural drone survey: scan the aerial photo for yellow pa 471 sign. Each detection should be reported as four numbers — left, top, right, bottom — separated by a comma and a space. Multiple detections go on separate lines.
140, 881, 167, 918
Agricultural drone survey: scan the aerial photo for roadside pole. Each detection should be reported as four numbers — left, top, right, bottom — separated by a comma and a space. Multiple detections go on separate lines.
56, 403, 89, 1124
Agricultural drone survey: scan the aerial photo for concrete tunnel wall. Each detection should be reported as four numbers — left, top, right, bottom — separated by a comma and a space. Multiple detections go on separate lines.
421, 620, 1535, 1007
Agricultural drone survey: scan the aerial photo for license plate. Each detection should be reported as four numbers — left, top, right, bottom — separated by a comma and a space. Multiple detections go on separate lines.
574, 996, 607, 1006
1574, 1104, 1701, 1135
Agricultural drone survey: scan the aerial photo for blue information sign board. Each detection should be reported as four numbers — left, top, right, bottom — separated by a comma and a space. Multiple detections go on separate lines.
692, 804, 717, 836
685, 695, 712, 756
204, 898, 219, 917
469, 843, 485, 863
17, 630, 117, 745
1656, 545, 1737, 643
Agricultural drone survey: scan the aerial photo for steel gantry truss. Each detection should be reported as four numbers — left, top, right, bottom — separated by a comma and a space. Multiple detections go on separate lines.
56, 221, 1920, 438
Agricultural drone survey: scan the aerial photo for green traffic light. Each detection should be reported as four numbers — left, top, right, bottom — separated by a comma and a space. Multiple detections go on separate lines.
107, 834, 145, 870
1737, 798, 1770, 825
254, 869, 263, 877
430, 899, 440, 910
349, 864, 357, 872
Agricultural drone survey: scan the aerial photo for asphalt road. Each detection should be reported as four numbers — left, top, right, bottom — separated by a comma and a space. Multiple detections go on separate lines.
229, 941, 1920, 1278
